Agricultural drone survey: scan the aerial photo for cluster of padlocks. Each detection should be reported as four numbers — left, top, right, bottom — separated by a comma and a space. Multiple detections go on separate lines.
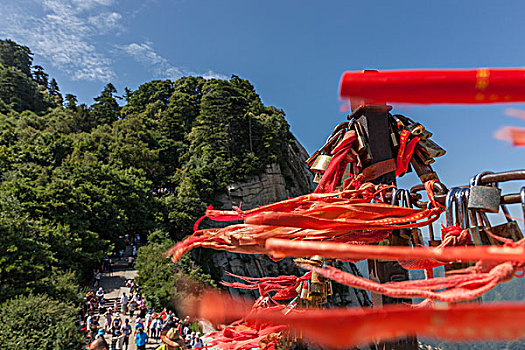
307, 113, 525, 283
293, 257, 333, 308
307, 111, 447, 184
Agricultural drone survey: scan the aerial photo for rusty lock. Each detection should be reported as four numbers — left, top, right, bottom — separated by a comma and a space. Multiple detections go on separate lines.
417, 138, 447, 158
488, 204, 524, 244
468, 171, 501, 213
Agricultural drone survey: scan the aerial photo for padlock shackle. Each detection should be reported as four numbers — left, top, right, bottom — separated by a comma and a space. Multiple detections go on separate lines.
391, 189, 403, 206
427, 202, 437, 241
471, 171, 496, 187
402, 189, 412, 208
446, 188, 460, 227
456, 188, 470, 229
475, 169, 525, 185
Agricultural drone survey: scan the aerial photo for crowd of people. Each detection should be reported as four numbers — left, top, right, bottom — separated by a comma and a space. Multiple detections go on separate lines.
87, 306, 206, 350
83, 235, 207, 350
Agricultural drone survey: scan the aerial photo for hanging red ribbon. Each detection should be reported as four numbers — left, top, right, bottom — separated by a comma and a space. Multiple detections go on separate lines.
314, 130, 357, 193
222, 272, 312, 300
395, 130, 420, 176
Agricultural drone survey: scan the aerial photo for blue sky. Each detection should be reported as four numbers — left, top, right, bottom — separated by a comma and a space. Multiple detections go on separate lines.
1, 0, 525, 221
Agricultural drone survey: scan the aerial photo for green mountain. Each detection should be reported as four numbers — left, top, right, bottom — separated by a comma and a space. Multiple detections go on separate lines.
0, 38, 298, 349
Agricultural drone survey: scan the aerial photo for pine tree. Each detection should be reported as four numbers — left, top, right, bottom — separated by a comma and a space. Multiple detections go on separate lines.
32, 65, 49, 88
91, 83, 120, 125
0, 39, 33, 76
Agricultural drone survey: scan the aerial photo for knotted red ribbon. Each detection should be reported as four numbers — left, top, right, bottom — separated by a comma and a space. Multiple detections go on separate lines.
395, 129, 420, 176
314, 130, 357, 193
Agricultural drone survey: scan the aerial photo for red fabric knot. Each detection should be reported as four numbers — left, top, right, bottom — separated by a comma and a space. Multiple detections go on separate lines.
314, 130, 357, 193
395, 130, 420, 176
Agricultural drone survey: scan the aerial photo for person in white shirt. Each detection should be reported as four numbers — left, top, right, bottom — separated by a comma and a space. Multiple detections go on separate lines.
86, 314, 93, 330
120, 293, 129, 314
144, 310, 153, 335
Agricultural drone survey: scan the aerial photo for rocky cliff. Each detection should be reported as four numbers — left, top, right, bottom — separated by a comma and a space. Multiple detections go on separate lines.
192, 137, 371, 307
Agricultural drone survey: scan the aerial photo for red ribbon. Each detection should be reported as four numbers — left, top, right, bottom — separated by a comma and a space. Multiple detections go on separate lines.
395, 130, 420, 176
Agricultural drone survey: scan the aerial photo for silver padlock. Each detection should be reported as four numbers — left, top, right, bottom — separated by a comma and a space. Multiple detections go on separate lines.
468, 171, 501, 213
455, 188, 470, 229
445, 188, 465, 273
456, 188, 491, 246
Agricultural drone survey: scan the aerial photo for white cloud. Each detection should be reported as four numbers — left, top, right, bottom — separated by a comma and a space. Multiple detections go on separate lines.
0, 0, 119, 81
117, 42, 182, 79
0, 0, 226, 83
118, 42, 227, 80
88, 12, 123, 32
195, 70, 229, 80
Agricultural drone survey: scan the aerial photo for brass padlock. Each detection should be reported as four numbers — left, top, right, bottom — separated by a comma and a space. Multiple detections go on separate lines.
306, 149, 321, 166
309, 154, 333, 173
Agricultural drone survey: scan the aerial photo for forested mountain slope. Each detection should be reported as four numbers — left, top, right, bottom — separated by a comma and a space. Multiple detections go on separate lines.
0, 38, 312, 349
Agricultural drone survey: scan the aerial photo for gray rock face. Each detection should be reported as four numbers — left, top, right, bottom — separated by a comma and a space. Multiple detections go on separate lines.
215, 139, 314, 209
195, 138, 371, 308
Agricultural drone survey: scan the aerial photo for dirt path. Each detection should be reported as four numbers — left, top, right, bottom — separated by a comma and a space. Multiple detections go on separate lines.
98, 248, 160, 350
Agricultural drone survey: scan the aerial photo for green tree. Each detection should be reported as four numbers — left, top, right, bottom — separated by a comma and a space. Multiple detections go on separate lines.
91, 83, 120, 125
135, 236, 215, 311
0, 195, 55, 302
32, 65, 49, 87
0, 294, 83, 350
64, 94, 77, 110
120, 80, 174, 117
0, 67, 45, 113
49, 78, 63, 106
0, 39, 33, 76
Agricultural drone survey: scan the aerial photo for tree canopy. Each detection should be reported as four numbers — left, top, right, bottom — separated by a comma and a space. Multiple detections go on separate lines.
0, 38, 297, 340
